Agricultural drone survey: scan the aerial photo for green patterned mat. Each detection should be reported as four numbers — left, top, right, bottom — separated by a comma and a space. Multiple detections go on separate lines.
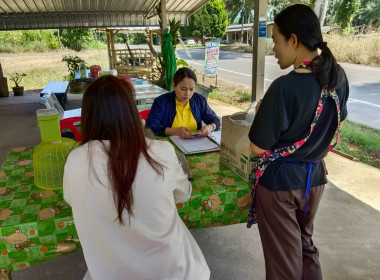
0, 143, 251, 273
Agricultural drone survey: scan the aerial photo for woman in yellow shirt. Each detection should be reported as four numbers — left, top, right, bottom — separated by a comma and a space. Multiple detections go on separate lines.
146, 67, 220, 138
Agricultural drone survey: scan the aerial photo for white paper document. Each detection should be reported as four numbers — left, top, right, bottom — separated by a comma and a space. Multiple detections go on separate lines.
169, 131, 221, 155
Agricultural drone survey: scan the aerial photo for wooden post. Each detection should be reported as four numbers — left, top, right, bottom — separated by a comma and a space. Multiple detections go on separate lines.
160, 0, 167, 32
251, 0, 267, 102
110, 30, 117, 70
251, 28, 254, 46
149, 31, 153, 44
106, 30, 112, 69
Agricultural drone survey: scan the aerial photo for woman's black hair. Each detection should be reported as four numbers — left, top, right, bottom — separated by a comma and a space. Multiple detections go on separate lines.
274, 4, 342, 91
172, 67, 197, 86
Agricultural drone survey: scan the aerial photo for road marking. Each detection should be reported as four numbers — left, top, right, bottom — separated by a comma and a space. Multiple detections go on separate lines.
348, 98, 380, 108
188, 61, 272, 82
188, 61, 379, 108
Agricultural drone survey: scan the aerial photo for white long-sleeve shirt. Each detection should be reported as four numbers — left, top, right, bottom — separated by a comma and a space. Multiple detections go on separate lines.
63, 139, 210, 280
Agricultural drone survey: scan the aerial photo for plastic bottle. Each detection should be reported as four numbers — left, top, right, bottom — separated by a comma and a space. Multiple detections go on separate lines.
79, 62, 87, 79
245, 101, 257, 124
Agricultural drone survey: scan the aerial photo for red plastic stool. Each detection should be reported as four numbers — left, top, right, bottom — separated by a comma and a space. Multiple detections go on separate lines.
60, 117, 82, 142
139, 109, 151, 120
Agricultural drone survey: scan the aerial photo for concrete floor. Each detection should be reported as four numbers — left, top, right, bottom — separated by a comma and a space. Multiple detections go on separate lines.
1, 91, 379, 280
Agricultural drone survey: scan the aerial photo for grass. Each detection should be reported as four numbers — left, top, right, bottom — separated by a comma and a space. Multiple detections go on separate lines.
225, 33, 380, 66
3, 49, 110, 90
177, 44, 203, 48
21, 67, 67, 90
209, 89, 251, 110
335, 121, 380, 169
324, 33, 380, 66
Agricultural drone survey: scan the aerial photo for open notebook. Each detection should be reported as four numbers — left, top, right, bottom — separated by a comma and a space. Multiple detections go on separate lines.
169, 131, 221, 155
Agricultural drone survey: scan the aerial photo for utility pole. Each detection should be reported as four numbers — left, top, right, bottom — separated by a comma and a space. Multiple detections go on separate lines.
251, 0, 267, 102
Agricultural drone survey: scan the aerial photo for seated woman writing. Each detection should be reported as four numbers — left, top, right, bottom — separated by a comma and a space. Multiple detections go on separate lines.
146, 67, 220, 138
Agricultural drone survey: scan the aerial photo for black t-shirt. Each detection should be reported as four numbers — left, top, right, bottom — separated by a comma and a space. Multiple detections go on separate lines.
248, 69, 349, 191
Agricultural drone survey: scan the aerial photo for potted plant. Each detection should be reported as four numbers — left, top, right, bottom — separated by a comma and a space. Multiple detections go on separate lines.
9, 72, 27, 96
62, 55, 87, 92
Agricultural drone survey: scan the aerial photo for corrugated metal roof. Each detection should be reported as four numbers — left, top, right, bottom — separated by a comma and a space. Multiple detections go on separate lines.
0, 0, 210, 30
226, 22, 274, 33
226, 23, 254, 32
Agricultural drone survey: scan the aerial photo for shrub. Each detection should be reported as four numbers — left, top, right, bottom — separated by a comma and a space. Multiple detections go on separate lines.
324, 33, 380, 66
62, 55, 86, 80
9, 72, 27, 87
60, 28, 98, 51
0, 30, 60, 52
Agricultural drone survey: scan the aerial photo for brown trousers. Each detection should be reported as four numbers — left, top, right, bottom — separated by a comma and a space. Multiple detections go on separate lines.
255, 184, 324, 280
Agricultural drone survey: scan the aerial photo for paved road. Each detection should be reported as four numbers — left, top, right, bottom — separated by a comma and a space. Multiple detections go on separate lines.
177, 48, 380, 129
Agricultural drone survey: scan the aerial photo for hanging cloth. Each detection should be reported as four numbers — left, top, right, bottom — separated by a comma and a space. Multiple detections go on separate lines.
247, 61, 342, 228
162, 29, 177, 92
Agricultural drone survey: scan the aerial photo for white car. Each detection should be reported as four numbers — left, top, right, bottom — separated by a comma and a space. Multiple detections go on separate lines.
183, 39, 196, 45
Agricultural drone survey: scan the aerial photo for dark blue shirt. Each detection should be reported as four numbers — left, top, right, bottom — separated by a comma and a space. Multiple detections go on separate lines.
146, 91, 221, 136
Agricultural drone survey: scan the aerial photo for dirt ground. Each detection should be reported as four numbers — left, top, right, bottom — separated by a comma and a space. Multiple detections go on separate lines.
0, 49, 110, 72
196, 73, 252, 109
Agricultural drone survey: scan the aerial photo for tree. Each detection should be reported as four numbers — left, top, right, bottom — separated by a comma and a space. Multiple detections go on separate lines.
323, 0, 340, 26
181, 7, 211, 38
130, 33, 147, 45
335, 0, 360, 32
224, 0, 254, 24
267, 0, 311, 21
60, 28, 98, 51
181, 0, 228, 39
207, 0, 229, 38
352, 0, 380, 28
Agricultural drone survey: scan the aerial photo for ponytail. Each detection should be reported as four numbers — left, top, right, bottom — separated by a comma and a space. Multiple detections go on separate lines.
312, 41, 342, 91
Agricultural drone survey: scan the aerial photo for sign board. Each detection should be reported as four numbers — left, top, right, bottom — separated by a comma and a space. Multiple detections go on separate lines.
204, 41, 220, 75
259, 18, 267, 38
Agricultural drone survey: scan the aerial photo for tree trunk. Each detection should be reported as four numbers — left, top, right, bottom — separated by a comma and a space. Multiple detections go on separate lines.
320, 0, 329, 28
240, 15, 244, 43
57, 29, 62, 48
314, 0, 322, 18
314, 0, 329, 28
240, 0, 245, 43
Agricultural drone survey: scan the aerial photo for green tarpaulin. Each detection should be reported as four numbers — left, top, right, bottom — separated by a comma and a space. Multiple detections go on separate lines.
162, 29, 177, 92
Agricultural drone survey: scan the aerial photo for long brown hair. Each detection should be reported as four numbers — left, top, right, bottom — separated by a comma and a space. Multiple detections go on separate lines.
81, 75, 162, 224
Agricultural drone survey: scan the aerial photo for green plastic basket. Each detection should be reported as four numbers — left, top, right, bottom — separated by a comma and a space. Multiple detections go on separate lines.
33, 138, 79, 189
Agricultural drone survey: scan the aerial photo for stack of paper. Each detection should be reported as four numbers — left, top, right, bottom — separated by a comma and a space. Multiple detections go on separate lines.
169, 131, 221, 155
